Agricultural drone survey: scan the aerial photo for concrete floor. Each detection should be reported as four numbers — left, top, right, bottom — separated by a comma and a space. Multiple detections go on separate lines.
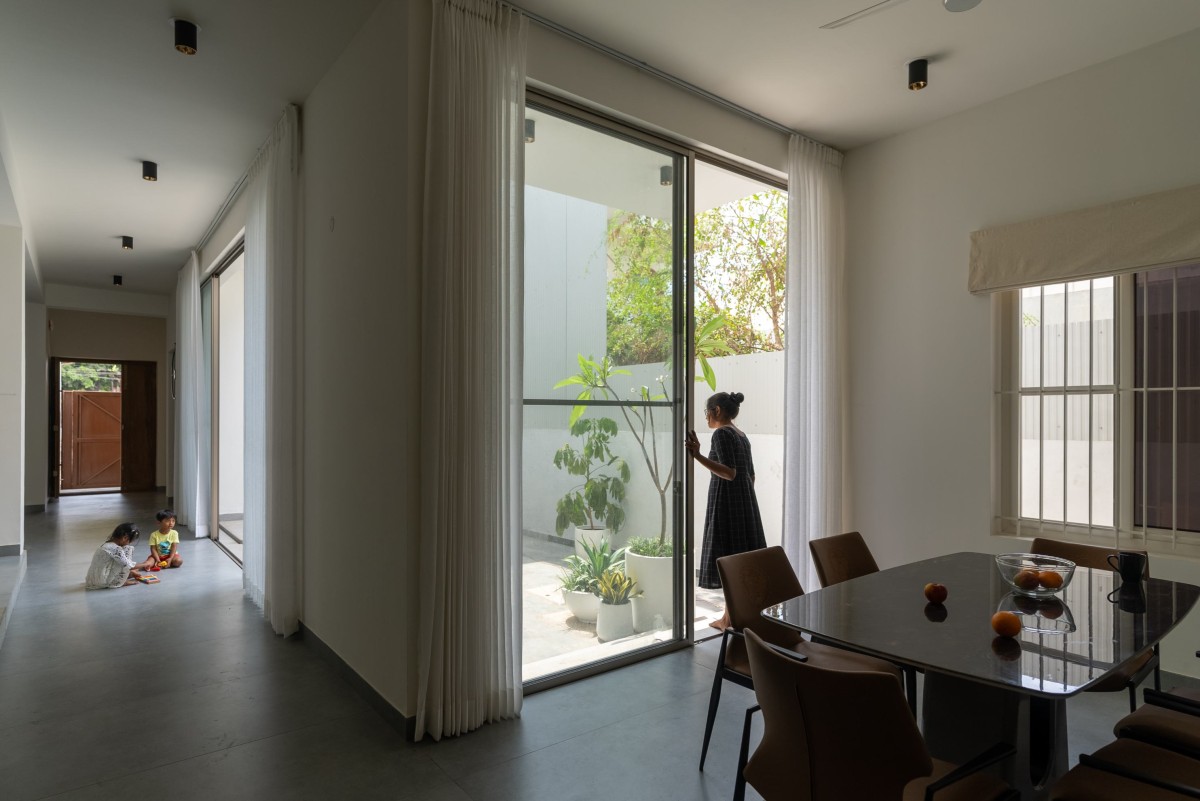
0, 492, 1184, 800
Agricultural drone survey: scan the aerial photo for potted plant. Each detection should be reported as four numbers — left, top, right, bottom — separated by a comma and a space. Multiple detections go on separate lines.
626, 536, 674, 632
553, 415, 630, 555
558, 561, 600, 623
595, 568, 637, 642
558, 538, 626, 624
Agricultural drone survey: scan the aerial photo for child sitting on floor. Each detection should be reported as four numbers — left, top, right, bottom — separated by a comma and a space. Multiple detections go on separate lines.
85, 522, 155, 589
147, 509, 184, 570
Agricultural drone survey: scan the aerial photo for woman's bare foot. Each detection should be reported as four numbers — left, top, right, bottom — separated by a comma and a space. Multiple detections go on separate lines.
709, 612, 731, 631
122, 578, 138, 587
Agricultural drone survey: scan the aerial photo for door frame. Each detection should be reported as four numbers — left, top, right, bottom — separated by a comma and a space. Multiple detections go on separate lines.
48, 358, 160, 497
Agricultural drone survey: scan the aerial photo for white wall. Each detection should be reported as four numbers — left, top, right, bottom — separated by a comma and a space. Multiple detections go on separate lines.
24, 302, 46, 509
0, 226, 25, 552
300, 0, 427, 717
844, 28, 1200, 675
47, 309, 170, 487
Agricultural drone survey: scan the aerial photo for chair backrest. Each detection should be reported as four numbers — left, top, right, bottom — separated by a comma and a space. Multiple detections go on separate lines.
716, 546, 805, 650
743, 628, 932, 801
808, 531, 880, 588
1030, 537, 1150, 579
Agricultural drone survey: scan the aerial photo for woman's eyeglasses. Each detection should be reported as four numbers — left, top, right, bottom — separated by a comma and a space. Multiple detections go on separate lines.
704, 408, 715, 418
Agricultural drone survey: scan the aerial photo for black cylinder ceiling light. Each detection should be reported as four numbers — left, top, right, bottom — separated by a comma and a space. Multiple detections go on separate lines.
142, 160, 157, 181
660, 165, 673, 187
908, 58, 929, 91
172, 18, 198, 55
121, 236, 134, 250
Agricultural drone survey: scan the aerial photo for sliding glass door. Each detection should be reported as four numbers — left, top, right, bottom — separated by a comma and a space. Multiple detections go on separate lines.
203, 245, 247, 564
522, 104, 686, 683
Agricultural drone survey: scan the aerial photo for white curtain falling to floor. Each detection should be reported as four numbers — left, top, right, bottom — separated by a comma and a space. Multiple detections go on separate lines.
175, 250, 210, 539
782, 135, 847, 592
243, 105, 303, 637
416, 0, 526, 741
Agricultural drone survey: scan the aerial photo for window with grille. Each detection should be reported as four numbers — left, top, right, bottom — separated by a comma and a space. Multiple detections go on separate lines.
996, 264, 1200, 550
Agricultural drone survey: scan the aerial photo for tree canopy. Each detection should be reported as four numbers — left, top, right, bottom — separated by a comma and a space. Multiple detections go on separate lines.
60, 362, 121, 392
605, 188, 787, 367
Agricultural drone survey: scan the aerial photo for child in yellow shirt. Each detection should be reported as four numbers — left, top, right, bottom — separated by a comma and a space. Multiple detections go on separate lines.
148, 509, 184, 570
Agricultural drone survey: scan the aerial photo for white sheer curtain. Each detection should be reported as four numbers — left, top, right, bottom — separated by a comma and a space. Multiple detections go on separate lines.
174, 250, 209, 539
782, 135, 846, 591
243, 105, 302, 636
416, 0, 526, 741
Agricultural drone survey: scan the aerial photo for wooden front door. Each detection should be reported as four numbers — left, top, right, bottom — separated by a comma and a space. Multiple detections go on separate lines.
61, 391, 122, 490
121, 361, 156, 492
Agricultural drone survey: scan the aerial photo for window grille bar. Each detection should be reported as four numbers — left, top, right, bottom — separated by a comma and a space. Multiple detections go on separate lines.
1088, 280, 1094, 533
1040, 287, 1045, 523
1141, 275, 1148, 544
1062, 285, 1069, 534
1172, 268, 1178, 547
1113, 276, 1121, 543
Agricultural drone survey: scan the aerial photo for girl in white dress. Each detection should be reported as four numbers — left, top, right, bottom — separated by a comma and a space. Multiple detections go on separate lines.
85, 523, 155, 589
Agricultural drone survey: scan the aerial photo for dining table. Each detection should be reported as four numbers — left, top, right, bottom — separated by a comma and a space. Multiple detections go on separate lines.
763, 551, 1200, 801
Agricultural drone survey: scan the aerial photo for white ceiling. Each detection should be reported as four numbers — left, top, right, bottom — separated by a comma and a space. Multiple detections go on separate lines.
4, 0, 1200, 297
515, 0, 1200, 151
0, 0, 379, 295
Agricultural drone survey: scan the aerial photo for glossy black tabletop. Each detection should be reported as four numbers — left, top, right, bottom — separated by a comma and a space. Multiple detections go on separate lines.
764, 552, 1200, 699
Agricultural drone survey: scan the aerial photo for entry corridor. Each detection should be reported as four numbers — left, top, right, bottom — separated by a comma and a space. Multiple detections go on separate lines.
0, 494, 760, 800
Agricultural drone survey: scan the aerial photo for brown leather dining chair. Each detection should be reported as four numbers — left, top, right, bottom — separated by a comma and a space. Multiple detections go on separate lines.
809, 531, 880, 588
1030, 537, 1159, 712
808, 531, 918, 714
700, 546, 904, 801
742, 628, 1018, 801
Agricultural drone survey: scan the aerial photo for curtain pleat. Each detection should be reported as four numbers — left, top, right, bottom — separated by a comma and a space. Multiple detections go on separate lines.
782, 135, 846, 591
175, 251, 209, 539
416, 0, 526, 741
243, 105, 303, 636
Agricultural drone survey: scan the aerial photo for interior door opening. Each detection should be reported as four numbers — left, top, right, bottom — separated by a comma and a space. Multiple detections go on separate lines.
58, 361, 123, 494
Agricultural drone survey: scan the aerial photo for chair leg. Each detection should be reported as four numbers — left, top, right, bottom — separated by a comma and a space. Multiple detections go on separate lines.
733, 704, 759, 801
1154, 645, 1162, 691
701, 631, 733, 771
1128, 683, 1137, 714
905, 667, 918, 718
700, 669, 725, 771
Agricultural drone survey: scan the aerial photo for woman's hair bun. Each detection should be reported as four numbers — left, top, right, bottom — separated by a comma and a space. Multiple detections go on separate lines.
730, 392, 745, 404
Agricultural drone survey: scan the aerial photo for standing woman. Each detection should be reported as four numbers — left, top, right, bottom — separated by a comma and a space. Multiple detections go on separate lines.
685, 391, 766, 629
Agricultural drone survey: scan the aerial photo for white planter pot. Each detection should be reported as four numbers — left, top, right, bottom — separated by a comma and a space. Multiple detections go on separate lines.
626, 551, 674, 632
596, 601, 634, 642
573, 526, 611, 559
562, 589, 599, 624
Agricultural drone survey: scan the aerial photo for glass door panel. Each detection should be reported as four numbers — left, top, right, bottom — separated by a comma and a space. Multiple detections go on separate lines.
522, 106, 683, 683
691, 160, 787, 636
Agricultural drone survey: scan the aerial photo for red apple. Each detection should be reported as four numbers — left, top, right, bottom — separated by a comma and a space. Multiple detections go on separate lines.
924, 582, 948, 604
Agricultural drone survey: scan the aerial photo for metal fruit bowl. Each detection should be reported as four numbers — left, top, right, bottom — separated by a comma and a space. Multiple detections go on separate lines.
995, 553, 1075, 598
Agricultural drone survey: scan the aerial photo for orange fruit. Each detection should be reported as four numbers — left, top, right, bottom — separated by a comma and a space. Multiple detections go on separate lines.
1038, 599, 1064, 620
991, 611, 1022, 638
991, 636, 1022, 661
1037, 570, 1064, 589
1013, 569, 1041, 591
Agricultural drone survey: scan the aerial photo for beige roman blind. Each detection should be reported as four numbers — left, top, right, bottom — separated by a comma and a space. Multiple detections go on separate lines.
969, 182, 1200, 294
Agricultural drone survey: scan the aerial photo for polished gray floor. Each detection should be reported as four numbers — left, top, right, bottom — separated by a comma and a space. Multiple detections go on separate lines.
0, 493, 1183, 800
